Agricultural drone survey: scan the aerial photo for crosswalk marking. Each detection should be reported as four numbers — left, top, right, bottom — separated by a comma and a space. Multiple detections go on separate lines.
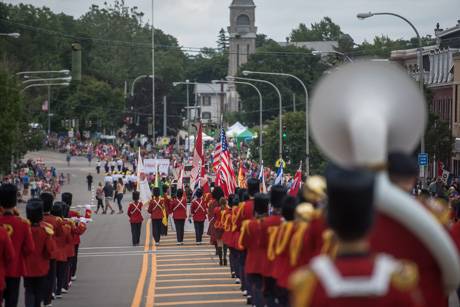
157, 272, 229, 277
157, 262, 217, 267
155, 291, 241, 298
157, 267, 228, 272
155, 299, 246, 306
156, 284, 238, 290
155, 278, 234, 283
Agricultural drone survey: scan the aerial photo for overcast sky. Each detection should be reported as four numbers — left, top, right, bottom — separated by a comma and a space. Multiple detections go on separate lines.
4, 0, 459, 48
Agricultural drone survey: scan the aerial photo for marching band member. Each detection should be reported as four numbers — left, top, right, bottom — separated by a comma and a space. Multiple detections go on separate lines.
161, 185, 170, 236
223, 194, 239, 279
148, 188, 165, 246
190, 188, 207, 244
290, 166, 423, 307
260, 185, 285, 306
0, 184, 35, 307
214, 196, 228, 266
207, 187, 224, 253
127, 191, 143, 246
24, 199, 55, 307
0, 224, 14, 307
168, 189, 187, 245
239, 193, 270, 307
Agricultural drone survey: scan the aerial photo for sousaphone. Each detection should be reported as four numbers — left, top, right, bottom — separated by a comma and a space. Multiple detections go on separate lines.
310, 61, 460, 291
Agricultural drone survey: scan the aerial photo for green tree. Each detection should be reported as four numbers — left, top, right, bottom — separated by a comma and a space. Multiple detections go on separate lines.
250, 112, 327, 174
217, 28, 228, 51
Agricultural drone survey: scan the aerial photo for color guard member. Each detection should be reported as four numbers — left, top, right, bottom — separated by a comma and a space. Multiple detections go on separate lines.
190, 188, 207, 244
127, 191, 143, 246
148, 188, 165, 246
168, 189, 187, 245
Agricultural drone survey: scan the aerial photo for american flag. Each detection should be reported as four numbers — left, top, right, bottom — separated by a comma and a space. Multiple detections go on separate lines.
212, 141, 221, 173
215, 128, 236, 196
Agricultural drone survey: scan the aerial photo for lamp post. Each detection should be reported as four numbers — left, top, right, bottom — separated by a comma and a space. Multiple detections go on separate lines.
130, 75, 153, 96
17, 70, 70, 76
213, 79, 264, 164
151, 0, 156, 144
357, 11, 426, 185
242, 70, 310, 175
229, 75, 283, 159
0, 33, 20, 38
311, 50, 353, 63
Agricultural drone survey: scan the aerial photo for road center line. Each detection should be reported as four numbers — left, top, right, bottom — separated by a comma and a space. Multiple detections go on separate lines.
130, 220, 151, 307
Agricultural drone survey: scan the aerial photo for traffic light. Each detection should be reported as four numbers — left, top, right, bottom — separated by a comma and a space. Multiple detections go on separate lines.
71, 43, 81, 81
282, 124, 287, 139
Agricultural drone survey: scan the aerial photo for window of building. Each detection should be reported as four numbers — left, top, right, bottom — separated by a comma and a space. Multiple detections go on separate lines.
236, 14, 250, 26
202, 95, 212, 106
202, 112, 211, 120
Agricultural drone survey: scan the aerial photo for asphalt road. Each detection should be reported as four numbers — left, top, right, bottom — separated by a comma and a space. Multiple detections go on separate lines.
21, 151, 245, 307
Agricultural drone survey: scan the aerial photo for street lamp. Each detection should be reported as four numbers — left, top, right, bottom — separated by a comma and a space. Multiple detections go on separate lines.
17, 69, 70, 76
0, 33, 20, 38
22, 76, 72, 85
311, 50, 353, 63
213, 79, 264, 164
242, 70, 310, 175
130, 75, 153, 96
357, 11, 426, 185
229, 75, 284, 159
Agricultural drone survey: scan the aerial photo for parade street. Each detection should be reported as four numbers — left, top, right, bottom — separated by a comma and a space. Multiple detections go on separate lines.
23, 151, 244, 307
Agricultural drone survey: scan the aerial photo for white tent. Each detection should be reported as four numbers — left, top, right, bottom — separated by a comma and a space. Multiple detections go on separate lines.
226, 121, 248, 138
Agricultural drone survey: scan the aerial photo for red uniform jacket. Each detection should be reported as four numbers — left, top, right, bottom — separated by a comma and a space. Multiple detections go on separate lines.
259, 214, 282, 277
369, 212, 447, 307
213, 207, 223, 229
0, 213, 35, 277
222, 208, 234, 247
191, 198, 207, 222
0, 227, 14, 290
290, 253, 423, 307
24, 222, 55, 277
43, 213, 62, 260
127, 201, 144, 223
272, 221, 295, 288
54, 217, 72, 262
148, 197, 165, 220
73, 221, 87, 245
168, 197, 187, 220
240, 219, 266, 275
62, 219, 76, 259
207, 200, 218, 223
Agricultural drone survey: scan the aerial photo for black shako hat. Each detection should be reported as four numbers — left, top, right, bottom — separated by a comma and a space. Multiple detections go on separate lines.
195, 188, 203, 198
254, 193, 269, 216
0, 184, 17, 209
212, 186, 224, 201
40, 192, 54, 213
325, 164, 375, 242
26, 198, 44, 224
51, 201, 65, 218
247, 178, 260, 197
270, 185, 286, 209
388, 152, 418, 178
281, 195, 298, 221
61, 192, 73, 206
132, 191, 140, 201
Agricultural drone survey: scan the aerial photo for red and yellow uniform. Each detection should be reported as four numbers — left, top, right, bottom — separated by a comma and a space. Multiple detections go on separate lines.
0, 227, 14, 292
0, 213, 35, 277
43, 213, 62, 260
369, 212, 447, 307
240, 219, 266, 275
260, 215, 282, 278
290, 253, 424, 307
272, 221, 295, 289
24, 222, 55, 277
53, 217, 72, 262
222, 207, 234, 247
148, 197, 166, 220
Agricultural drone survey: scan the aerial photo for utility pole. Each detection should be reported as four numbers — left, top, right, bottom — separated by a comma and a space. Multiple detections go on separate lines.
151, 0, 156, 143
163, 96, 167, 137
47, 85, 51, 135
293, 93, 296, 112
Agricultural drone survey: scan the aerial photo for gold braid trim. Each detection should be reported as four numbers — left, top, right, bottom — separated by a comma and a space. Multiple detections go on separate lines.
231, 204, 244, 232
289, 222, 309, 267
289, 268, 317, 307
275, 222, 294, 256
267, 226, 279, 261
391, 260, 419, 292
238, 220, 251, 249
321, 229, 338, 257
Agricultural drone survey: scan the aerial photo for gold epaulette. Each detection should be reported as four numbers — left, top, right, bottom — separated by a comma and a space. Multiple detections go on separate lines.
56, 217, 63, 222
321, 229, 338, 258
41, 224, 54, 236
424, 199, 451, 226
390, 260, 419, 292
288, 268, 317, 307
290, 222, 309, 267
20, 217, 31, 225
41, 221, 54, 230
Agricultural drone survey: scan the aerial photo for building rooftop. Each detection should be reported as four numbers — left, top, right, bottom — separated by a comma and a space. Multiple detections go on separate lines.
230, 0, 255, 7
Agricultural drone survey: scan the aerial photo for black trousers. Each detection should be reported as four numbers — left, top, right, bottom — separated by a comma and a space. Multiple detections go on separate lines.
116, 193, 123, 211
96, 198, 104, 212
87, 182, 92, 191
4, 277, 20, 307
96, 166, 100, 174
44, 260, 56, 304
193, 221, 204, 242
55, 261, 67, 295
130, 223, 142, 245
247, 274, 264, 307
70, 245, 79, 278
238, 250, 248, 293
174, 219, 185, 242
152, 219, 162, 243
24, 276, 46, 307
229, 248, 239, 277
263, 277, 278, 307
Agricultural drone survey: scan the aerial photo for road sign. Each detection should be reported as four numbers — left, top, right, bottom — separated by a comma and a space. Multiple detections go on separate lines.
418, 153, 428, 166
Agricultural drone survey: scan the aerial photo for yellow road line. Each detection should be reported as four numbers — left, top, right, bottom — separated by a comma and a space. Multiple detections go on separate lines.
130, 220, 151, 307
157, 262, 217, 267
145, 238, 157, 306
155, 291, 241, 298
157, 272, 229, 277
156, 257, 214, 263
155, 278, 234, 283
156, 284, 239, 290
155, 299, 246, 306
157, 267, 228, 272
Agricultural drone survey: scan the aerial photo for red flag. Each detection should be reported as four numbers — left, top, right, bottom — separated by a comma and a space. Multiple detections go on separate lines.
288, 163, 303, 196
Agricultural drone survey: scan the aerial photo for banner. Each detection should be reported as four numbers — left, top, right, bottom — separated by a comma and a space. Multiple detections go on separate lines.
144, 159, 170, 175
